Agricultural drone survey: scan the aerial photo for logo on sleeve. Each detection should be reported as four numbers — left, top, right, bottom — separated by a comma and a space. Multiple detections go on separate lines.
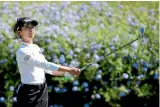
24, 55, 31, 61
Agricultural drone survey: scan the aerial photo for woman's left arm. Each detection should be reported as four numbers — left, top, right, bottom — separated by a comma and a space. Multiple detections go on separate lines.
51, 71, 65, 76
45, 70, 74, 78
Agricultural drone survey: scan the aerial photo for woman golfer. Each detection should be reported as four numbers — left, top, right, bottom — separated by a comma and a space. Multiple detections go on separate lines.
13, 17, 81, 107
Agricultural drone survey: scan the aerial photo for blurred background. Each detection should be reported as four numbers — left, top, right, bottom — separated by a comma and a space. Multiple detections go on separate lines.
0, 1, 159, 107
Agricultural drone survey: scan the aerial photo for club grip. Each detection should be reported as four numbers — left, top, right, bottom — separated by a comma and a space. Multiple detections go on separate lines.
80, 63, 93, 72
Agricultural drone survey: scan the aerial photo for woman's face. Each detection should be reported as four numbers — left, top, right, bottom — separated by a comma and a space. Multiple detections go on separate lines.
18, 24, 36, 40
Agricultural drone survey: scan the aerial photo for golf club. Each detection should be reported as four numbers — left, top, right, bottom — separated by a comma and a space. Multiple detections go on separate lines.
80, 28, 145, 72
64, 28, 145, 80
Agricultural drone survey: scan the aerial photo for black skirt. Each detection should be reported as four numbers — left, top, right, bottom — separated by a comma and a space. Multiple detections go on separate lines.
16, 82, 48, 107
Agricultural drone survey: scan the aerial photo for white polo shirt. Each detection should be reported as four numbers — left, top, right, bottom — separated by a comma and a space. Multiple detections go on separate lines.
16, 42, 59, 85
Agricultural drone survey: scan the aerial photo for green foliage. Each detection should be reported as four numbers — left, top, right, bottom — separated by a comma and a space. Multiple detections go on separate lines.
0, 1, 159, 106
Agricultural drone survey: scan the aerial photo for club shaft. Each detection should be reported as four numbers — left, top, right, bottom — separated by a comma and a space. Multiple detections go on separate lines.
99, 37, 140, 61
80, 37, 140, 71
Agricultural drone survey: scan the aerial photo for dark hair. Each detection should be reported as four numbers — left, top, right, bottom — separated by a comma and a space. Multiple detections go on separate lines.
13, 22, 21, 39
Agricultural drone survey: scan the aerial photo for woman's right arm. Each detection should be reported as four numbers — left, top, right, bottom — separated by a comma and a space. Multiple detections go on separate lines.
16, 49, 80, 76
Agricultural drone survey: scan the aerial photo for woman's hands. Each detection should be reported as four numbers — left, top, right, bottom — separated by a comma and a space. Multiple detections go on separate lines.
67, 67, 81, 76
58, 65, 81, 76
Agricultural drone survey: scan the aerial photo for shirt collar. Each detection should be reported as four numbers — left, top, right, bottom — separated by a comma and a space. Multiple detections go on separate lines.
21, 42, 34, 47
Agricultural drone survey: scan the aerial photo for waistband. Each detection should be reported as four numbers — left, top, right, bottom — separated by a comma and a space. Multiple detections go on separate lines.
21, 82, 46, 88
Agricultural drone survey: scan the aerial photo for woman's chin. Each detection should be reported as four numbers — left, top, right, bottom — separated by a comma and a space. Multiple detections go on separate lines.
29, 34, 34, 38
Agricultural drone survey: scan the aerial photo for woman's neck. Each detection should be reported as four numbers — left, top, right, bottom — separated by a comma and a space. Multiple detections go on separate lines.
22, 38, 33, 44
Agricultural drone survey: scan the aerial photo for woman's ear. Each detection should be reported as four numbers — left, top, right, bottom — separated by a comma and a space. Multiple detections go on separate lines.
17, 31, 21, 38
17, 31, 20, 35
